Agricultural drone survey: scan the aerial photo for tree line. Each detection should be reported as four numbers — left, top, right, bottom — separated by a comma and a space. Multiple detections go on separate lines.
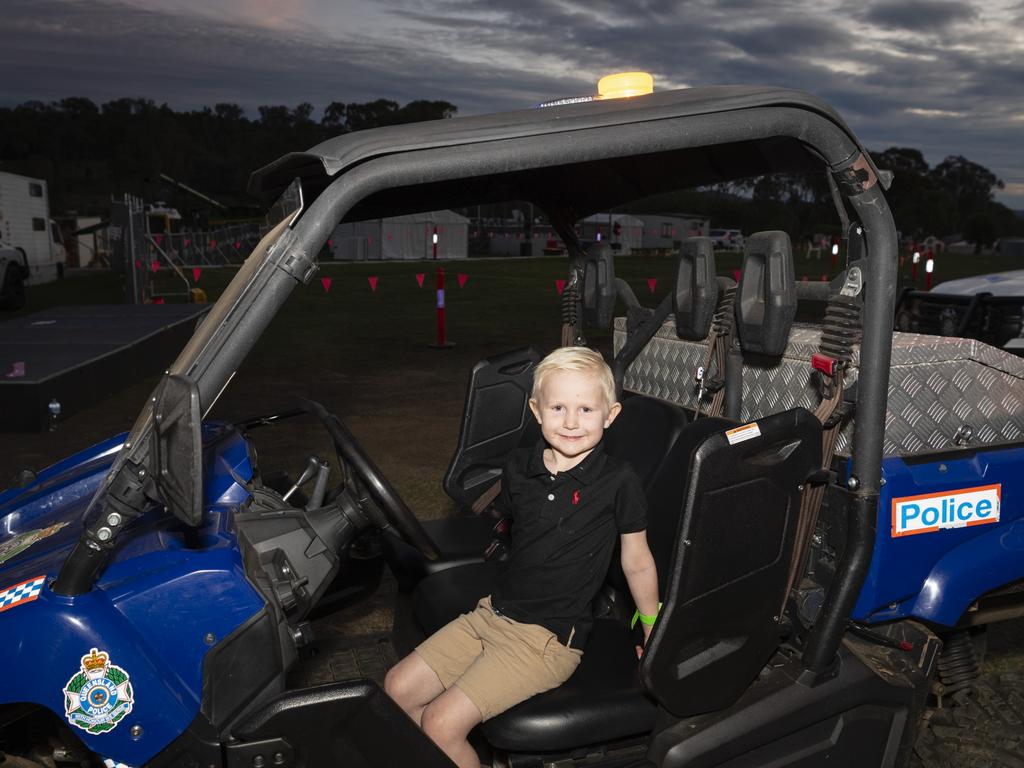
0, 97, 457, 216
0, 97, 1017, 244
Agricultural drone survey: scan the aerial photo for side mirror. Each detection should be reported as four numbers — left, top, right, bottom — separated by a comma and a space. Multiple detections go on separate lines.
150, 374, 204, 526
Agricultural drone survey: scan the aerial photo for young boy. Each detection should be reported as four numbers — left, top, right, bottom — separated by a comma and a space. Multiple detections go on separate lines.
385, 347, 660, 768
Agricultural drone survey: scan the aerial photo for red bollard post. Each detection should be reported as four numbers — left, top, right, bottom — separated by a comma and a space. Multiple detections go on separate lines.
431, 266, 454, 348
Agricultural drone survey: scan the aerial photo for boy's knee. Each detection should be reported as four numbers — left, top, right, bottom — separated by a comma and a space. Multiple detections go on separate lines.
421, 701, 460, 744
383, 665, 406, 700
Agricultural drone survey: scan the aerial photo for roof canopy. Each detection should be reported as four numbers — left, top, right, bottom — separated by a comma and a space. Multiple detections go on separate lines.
249, 86, 875, 223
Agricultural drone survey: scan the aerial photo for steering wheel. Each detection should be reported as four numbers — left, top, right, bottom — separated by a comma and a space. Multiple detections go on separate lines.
301, 399, 440, 561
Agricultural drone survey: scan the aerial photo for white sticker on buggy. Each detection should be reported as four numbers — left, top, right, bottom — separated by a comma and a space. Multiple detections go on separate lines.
891, 484, 1001, 538
725, 422, 761, 445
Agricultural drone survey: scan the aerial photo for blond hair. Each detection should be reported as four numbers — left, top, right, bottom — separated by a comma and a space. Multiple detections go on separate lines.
531, 347, 617, 410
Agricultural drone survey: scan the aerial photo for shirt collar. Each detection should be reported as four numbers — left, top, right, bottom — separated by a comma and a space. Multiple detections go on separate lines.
527, 439, 607, 485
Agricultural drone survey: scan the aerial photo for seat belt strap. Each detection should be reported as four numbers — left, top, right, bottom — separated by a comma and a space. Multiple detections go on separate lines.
782, 293, 861, 613
695, 285, 735, 419
471, 479, 502, 516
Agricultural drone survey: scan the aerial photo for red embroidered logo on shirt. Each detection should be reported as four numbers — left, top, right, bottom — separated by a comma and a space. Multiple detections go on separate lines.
572, 490, 581, 505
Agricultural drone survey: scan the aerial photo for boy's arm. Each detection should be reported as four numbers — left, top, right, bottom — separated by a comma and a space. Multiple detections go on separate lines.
620, 530, 660, 652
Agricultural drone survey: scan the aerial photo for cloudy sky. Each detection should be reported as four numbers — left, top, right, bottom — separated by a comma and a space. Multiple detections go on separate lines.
4, 0, 1023, 208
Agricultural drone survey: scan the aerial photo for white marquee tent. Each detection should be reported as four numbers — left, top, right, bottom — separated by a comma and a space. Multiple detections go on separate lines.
329, 210, 469, 261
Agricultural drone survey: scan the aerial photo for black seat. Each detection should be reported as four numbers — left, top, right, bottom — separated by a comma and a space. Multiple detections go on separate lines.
409, 402, 730, 752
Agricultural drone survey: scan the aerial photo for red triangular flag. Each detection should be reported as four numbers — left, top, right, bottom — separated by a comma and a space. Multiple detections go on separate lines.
150, 259, 160, 273
135, 259, 142, 270
457, 273, 468, 288
321, 276, 332, 293
555, 279, 566, 295
327, 239, 333, 248
184, 238, 190, 247
153, 297, 165, 305
209, 240, 217, 249
415, 273, 425, 288
646, 278, 657, 293
154, 234, 163, 246
368, 276, 378, 292
733, 269, 741, 283
234, 241, 241, 249
192, 267, 202, 283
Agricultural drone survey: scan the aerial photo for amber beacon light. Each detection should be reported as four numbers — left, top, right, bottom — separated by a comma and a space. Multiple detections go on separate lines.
597, 72, 654, 99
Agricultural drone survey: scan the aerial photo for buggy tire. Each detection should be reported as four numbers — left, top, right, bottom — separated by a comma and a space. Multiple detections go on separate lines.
912, 675, 1024, 768
0, 265, 26, 310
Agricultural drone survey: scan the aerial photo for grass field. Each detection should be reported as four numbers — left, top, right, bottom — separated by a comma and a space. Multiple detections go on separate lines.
3, 247, 1023, 489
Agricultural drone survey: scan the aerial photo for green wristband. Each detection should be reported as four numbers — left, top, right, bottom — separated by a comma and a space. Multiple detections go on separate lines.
631, 602, 663, 629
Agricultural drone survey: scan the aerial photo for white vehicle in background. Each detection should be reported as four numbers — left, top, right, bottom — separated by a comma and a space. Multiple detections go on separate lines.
709, 227, 744, 250
895, 269, 1024, 354
0, 171, 67, 285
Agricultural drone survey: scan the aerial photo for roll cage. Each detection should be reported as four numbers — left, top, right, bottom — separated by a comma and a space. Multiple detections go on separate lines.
54, 84, 898, 677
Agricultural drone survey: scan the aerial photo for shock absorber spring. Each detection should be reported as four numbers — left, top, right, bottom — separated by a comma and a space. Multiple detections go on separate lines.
561, 278, 578, 326
711, 286, 736, 338
820, 294, 862, 364
934, 630, 981, 705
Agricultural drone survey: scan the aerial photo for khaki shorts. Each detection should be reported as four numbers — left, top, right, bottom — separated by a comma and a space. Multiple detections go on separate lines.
415, 595, 583, 721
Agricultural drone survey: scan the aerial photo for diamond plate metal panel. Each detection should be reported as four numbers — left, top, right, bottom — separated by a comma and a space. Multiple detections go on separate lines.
614, 318, 1024, 457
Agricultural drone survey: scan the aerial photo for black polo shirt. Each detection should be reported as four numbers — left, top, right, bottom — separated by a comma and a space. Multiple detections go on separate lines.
490, 439, 647, 649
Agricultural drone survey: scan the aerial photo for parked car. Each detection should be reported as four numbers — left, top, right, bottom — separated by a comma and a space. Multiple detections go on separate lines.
709, 227, 743, 250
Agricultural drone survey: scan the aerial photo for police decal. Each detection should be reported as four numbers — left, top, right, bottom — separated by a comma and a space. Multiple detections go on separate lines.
63, 649, 134, 734
891, 484, 1001, 538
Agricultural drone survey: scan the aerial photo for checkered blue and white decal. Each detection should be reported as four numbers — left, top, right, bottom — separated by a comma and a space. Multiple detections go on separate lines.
0, 575, 46, 613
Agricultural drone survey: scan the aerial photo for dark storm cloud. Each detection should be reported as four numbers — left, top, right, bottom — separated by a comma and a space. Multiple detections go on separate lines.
0, 0, 1020, 205
863, 0, 978, 33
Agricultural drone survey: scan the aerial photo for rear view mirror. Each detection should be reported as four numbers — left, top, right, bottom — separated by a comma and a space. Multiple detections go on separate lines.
150, 374, 204, 526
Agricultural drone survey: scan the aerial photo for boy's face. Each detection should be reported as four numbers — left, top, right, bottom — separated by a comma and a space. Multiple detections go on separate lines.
529, 369, 621, 466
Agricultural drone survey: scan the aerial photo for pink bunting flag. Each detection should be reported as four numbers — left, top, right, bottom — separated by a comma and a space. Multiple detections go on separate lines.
733, 269, 741, 283
209, 240, 217, 249
555, 279, 566, 295
192, 267, 202, 283
153, 297, 165, 305
457, 273, 468, 288
184, 238, 191, 247
150, 259, 160, 273
321, 276, 332, 293
368, 276, 378, 292
415, 273, 425, 288
234, 241, 241, 249
646, 278, 657, 293
327, 239, 333, 248
135, 259, 142, 270
154, 234, 163, 246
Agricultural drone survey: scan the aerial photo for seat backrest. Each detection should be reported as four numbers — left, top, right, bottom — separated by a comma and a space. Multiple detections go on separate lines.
601, 396, 705, 594
735, 231, 797, 356
443, 347, 542, 509
640, 407, 822, 718
603, 394, 689, 489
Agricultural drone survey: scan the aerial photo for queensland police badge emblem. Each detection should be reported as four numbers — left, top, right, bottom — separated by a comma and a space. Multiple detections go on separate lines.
63, 649, 134, 734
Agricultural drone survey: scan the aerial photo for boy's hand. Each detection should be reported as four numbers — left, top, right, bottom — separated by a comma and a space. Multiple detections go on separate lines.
636, 624, 654, 659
